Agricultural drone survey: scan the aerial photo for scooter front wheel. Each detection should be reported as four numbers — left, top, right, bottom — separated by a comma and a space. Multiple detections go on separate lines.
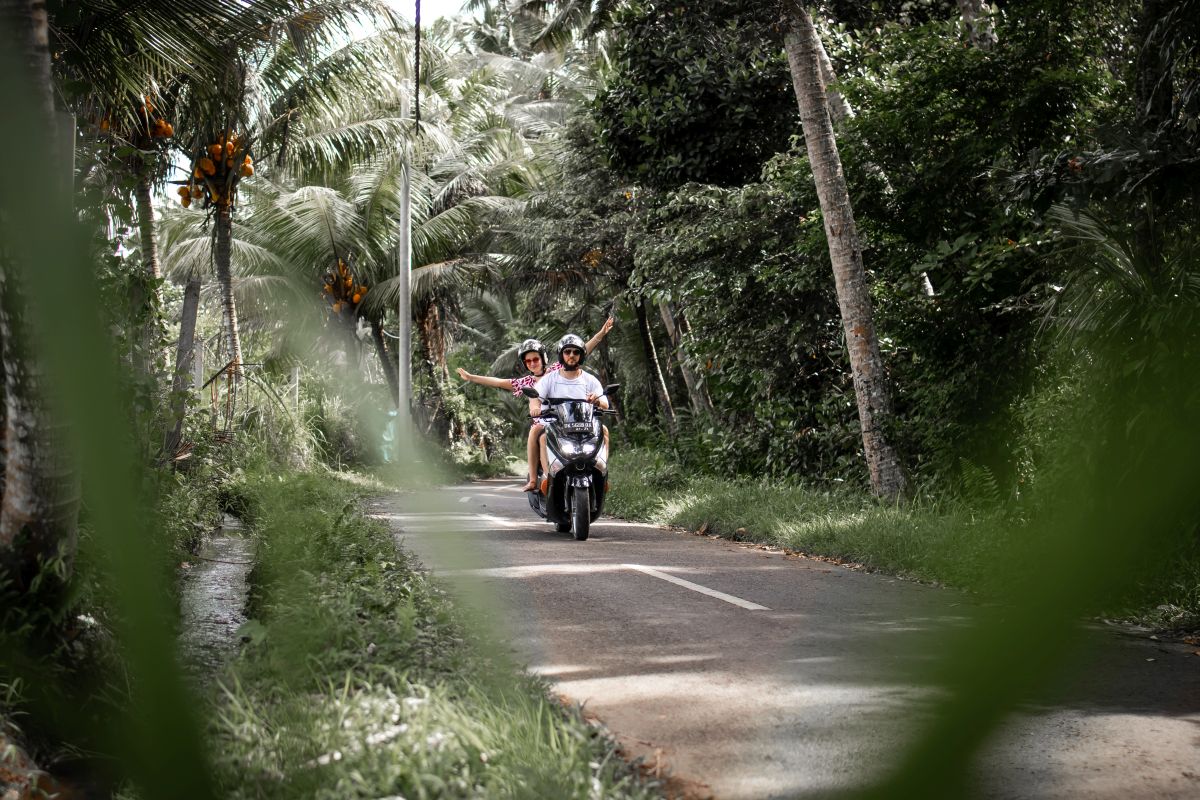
571, 485, 590, 541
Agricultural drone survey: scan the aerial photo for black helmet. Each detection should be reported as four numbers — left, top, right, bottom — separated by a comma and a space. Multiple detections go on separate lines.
517, 338, 548, 374
556, 333, 587, 367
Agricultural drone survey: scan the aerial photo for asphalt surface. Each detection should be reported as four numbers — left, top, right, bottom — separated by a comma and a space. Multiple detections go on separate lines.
369, 478, 1200, 800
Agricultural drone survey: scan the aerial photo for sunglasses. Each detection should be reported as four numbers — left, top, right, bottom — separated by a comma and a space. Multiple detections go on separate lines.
523, 355, 542, 365
562, 349, 583, 358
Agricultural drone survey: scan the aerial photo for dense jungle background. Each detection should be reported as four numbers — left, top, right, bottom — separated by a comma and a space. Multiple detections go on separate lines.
1, 0, 1197, 797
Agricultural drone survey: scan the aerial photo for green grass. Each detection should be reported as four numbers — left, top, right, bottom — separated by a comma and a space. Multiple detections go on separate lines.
209, 467, 657, 799
607, 447, 1200, 629
607, 448, 1014, 589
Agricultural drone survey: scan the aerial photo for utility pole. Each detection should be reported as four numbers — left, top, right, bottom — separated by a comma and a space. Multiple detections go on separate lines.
396, 124, 411, 423
395, 1, 420, 448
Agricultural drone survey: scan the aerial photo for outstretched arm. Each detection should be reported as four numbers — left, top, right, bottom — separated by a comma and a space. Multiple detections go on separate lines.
584, 316, 614, 355
456, 367, 513, 391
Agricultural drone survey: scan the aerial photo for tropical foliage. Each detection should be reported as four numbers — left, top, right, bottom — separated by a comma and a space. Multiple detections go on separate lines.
1, 0, 1198, 794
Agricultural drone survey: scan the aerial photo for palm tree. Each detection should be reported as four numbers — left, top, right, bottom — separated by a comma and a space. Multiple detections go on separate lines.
158, 185, 301, 445
151, 15, 579, 450
463, 0, 622, 53
265, 25, 559, 373
784, 2, 907, 500
165, 2, 399, 386
54, 1, 341, 366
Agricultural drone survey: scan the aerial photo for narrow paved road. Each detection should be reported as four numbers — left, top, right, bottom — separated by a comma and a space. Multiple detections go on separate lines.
369, 479, 1200, 799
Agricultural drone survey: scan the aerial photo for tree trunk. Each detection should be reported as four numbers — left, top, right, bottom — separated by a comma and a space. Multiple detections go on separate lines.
416, 300, 449, 382
413, 300, 451, 439
0, 281, 81, 584
815, 35, 854, 127
133, 167, 166, 376
213, 202, 243, 379
785, 4, 907, 501
956, 0, 998, 51
814, 26, 935, 298
1130, 0, 1175, 269
635, 299, 677, 433
371, 318, 400, 404
657, 301, 713, 419
0, 0, 80, 584
134, 170, 163, 286
163, 276, 201, 460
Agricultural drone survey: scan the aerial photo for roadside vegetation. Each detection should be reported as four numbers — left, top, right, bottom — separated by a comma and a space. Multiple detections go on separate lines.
1, 0, 1197, 798
208, 466, 655, 799
607, 447, 1200, 630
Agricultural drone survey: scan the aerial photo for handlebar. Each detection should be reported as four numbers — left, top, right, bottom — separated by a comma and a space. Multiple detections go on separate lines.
520, 383, 620, 403
529, 407, 616, 419
522, 384, 619, 420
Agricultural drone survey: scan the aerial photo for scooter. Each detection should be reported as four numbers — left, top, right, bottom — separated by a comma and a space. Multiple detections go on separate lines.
521, 385, 618, 540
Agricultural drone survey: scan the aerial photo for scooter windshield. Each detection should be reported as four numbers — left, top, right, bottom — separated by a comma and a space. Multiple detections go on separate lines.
554, 401, 595, 433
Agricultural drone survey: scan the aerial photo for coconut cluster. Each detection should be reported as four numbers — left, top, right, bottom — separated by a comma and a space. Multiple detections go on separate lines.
180, 131, 253, 209
322, 258, 369, 314
97, 95, 174, 139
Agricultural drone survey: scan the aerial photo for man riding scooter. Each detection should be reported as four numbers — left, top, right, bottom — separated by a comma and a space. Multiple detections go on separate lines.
530, 334, 610, 496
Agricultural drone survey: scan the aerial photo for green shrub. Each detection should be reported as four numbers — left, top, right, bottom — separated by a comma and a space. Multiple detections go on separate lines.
212, 467, 658, 799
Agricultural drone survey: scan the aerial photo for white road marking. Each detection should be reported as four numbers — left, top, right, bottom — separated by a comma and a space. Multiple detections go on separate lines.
441, 563, 628, 579
447, 560, 770, 611
623, 564, 770, 611
378, 510, 770, 611
367, 512, 524, 530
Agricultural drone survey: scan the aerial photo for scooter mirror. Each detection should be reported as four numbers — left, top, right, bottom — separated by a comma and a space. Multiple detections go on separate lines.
521, 387, 539, 398
604, 384, 620, 396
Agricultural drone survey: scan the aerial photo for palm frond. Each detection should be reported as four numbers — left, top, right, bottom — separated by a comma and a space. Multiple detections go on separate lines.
201, 274, 313, 323
526, 0, 591, 53
361, 256, 498, 316
159, 228, 295, 283
259, 184, 367, 270
1045, 203, 1200, 347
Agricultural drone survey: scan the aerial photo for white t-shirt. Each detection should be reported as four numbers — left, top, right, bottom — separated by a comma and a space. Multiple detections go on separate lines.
534, 369, 604, 403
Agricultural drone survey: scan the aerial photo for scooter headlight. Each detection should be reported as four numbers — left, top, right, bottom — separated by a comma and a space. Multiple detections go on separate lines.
557, 438, 599, 459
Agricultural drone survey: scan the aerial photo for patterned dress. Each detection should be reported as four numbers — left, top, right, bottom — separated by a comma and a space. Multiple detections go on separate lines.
512, 362, 562, 426
510, 362, 562, 396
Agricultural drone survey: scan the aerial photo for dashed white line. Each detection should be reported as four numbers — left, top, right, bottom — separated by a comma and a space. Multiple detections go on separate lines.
443, 561, 770, 611
377, 511, 770, 611
623, 564, 770, 611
